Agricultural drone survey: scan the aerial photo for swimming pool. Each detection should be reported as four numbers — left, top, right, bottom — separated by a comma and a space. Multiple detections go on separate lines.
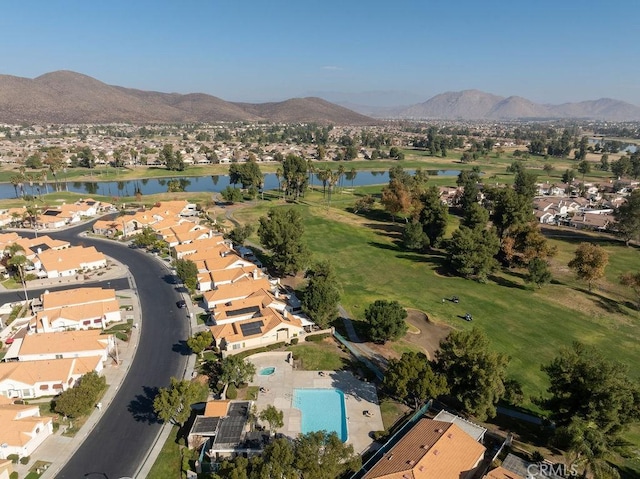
293, 388, 348, 442
259, 367, 276, 376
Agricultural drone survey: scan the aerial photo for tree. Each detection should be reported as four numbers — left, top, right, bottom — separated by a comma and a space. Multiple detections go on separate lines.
153, 377, 208, 426
282, 154, 308, 199
487, 187, 534, 239
7, 250, 32, 284
219, 355, 256, 386
435, 328, 509, 420
381, 178, 412, 221
514, 168, 538, 199
418, 186, 449, 247
384, 352, 448, 409
578, 159, 591, 180
259, 405, 284, 436
54, 371, 107, 419
461, 203, 489, 229
227, 224, 254, 246
187, 331, 213, 357
562, 168, 576, 184
221, 185, 244, 203
364, 299, 408, 343
302, 261, 340, 329
132, 226, 159, 250
175, 258, 198, 291
620, 272, 640, 309
542, 342, 640, 436
568, 243, 609, 291
25, 153, 42, 169
402, 220, 428, 251
446, 226, 500, 282
526, 258, 552, 288
562, 418, 621, 479
258, 208, 311, 275
44, 147, 65, 191
250, 438, 297, 479
613, 189, 640, 246
600, 154, 610, 171
294, 431, 361, 479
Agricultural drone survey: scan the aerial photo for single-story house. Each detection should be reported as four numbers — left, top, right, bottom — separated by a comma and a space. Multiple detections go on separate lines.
0, 396, 54, 460
0, 356, 103, 399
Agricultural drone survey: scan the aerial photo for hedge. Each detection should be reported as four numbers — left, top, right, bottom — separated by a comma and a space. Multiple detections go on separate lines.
305, 333, 330, 342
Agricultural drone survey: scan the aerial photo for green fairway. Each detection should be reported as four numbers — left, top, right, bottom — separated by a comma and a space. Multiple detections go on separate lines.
234, 199, 640, 406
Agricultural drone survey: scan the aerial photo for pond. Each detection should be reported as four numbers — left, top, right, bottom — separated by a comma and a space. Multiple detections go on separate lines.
0, 169, 462, 200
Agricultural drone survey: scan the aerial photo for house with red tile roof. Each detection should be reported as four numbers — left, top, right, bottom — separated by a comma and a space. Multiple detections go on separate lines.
0, 356, 103, 399
4, 329, 114, 363
202, 276, 274, 310
29, 287, 121, 333
361, 418, 486, 479
0, 396, 54, 461
37, 245, 107, 278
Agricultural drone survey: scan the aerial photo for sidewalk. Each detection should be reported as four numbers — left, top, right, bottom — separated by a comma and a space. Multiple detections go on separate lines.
11, 272, 141, 479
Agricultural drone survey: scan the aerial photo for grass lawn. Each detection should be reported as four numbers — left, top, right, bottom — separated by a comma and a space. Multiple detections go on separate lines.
147, 426, 181, 479
286, 341, 349, 371
379, 398, 409, 431
234, 193, 640, 404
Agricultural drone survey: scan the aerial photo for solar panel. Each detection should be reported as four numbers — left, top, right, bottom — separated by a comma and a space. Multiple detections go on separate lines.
191, 416, 221, 435
227, 306, 260, 318
239, 320, 263, 337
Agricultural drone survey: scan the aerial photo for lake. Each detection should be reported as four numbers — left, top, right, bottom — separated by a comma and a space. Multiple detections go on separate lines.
0, 169, 462, 200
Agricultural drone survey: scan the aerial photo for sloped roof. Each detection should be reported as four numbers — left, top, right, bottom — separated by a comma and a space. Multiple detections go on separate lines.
19, 329, 112, 355
362, 419, 486, 479
41, 287, 115, 309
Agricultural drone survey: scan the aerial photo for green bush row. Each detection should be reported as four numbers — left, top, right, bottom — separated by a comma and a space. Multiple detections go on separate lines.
305, 333, 330, 342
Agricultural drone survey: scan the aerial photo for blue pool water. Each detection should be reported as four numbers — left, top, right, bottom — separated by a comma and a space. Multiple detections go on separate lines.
259, 367, 275, 376
293, 388, 348, 442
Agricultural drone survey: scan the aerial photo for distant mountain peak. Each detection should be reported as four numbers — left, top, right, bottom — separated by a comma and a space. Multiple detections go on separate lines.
0, 71, 376, 125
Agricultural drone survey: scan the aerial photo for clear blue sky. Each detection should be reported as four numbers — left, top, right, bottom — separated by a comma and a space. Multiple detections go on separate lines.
2, 0, 639, 105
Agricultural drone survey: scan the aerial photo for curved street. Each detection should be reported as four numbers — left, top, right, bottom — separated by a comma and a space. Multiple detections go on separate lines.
12, 221, 191, 478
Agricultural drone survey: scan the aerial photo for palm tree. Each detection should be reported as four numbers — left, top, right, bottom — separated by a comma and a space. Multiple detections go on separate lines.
307, 159, 315, 190
317, 169, 330, 199
9, 174, 22, 198
348, 167, 357, 188
337, 164, 346, 192
6, 243, 32, 301
275, 167, 284, 199
44, 147, 64, 192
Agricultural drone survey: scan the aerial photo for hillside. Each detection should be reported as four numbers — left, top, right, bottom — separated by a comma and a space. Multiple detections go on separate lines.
0, 71, 376, 125
388, 90, 640, 121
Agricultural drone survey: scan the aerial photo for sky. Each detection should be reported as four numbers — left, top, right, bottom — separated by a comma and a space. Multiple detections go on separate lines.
1, 0, 639, 106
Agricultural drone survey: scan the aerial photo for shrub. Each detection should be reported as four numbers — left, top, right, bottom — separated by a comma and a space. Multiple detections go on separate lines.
290, 338, 299, 345
372, 430, 387, 441
530, 450, 544, 463
10, 472, 18, 479
305, 333, 330, 342
7, 454, 19, 464
20, 456, 30, 465
226, 383, 238, 399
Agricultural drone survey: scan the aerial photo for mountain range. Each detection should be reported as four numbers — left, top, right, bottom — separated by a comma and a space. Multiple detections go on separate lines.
342, 89, 640, 121
0, 71, 376, 125
1, 71, 639, 124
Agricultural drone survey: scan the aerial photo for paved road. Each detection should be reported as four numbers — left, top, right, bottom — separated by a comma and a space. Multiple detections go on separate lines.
21, 222, 191, 478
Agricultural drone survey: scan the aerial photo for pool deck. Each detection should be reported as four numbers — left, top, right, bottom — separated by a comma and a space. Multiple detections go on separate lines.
248, 352, 384, 454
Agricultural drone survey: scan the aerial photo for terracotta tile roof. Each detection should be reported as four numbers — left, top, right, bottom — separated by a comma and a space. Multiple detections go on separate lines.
0, 403, 51, 447
34, 299, 120, 328
203, 277, 272, 306
38, 245, 106, 273
484, 466, 525, 479
19, 330, 112, 356
41, 287, 116, 310
204, 400, 230, 417
212, 291, 279, 321
210, 306, 302, 343
12, 235, 70, 255
362, 419, 486, 479
0, 356, 102, 385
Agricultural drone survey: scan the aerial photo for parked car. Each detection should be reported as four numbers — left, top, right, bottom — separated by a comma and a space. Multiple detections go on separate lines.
176, 300, 187, 309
